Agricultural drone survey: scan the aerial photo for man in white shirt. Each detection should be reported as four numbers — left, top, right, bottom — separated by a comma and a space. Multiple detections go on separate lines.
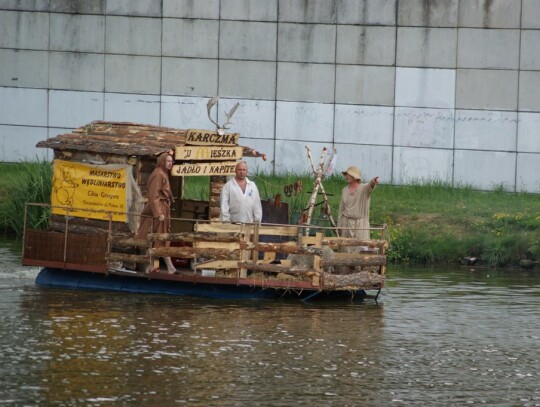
220, 161, 262, 223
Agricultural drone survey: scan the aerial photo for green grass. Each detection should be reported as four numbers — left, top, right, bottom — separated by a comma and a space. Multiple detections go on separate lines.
2, 163, 539, 268
0, 161, 52, 238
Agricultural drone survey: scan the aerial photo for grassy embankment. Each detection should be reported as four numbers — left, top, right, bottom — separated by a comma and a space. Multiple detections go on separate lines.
1, 162, 539, 268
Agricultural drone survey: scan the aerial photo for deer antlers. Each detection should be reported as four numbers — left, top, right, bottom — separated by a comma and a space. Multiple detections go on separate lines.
206, 97, 239, 135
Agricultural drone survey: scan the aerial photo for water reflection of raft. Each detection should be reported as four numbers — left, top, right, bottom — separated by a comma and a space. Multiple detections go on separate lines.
23, 121, 388, 302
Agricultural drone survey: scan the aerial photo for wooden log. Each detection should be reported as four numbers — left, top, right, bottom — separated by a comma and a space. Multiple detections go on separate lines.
149, 246, 240, 260
322, 270, 385, 288
108, 237, 149, 248
106, 252, 148, 264
239, 241, 323, 256
321, 255, 386, 267
322, 237, 388, 250
237, 262, 315, 275
149, 232, 243, 243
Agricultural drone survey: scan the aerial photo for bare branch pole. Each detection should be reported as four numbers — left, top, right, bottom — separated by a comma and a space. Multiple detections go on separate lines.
304, 146, 328, 236
306, 146, 338, 232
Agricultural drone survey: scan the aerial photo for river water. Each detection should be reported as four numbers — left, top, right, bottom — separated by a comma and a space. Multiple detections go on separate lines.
1, 236, 540, 406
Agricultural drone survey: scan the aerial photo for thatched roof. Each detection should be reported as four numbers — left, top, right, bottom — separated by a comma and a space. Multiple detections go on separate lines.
37, 121, 264, 158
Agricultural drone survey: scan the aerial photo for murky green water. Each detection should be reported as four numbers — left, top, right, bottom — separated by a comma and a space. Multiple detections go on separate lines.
1, 236, 540, 406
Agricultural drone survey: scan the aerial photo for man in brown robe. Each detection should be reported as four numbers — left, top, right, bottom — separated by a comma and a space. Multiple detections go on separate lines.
135, 152, 177, 273
337, 166, 379, 253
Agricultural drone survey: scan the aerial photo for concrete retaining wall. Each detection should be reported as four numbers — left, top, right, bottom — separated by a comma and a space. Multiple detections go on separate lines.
1, 0, 539, 192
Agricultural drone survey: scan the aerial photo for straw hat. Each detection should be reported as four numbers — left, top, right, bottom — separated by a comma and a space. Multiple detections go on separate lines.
342, 166, 361, 181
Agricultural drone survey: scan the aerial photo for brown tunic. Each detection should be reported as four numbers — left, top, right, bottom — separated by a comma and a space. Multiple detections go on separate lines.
135, 153, 172, 248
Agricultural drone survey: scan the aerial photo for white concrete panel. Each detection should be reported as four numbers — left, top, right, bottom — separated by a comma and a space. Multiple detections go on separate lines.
457, 29, 520, 70
516, 153, 540, 193
49, 0, 104, 14
274, 140, 332, 174
520, 30, 540, 71
394, 107, 454, 148
105, 16, 162, 56
459, 0, 521, 28
219, 60, 276, 100
277, 62, 335, 103
519, 71, 540, 112
105, 55, 161, 95
0, 11, 49, 49
0, 87, 47, 126
104, 93, 160, 125
221, 0, 278, 21
395, 68, 455, 109
335, 65, 395, 106
237, 137, 274, 175
0, 125, 49, 162
456, 69, 518, 111
393, 147, 453, 184
278, 0, 336, 23
337, 0, 396, 25
49, 90, 104, 128
220, 21, 277, 61
518, 113, 540, 153
49, 52, 105, 92
337, 26, 396, 66
0, 49, 48, 88
163, 0, 219, 19
1, 1, 48, 11
106, 0, 161, 16
397, 27, 457, 68
522, 0, 540, 29
398, 0, 458, 27
161, 96, 215, 129
455, 110, 517, 151
162, 19, 219, 58
334, 105, 394, 145
162, 57, 218, 97
278, 23, 336, 63
216, 99, 275, 141
335, 144, 392, 184
275, 101, 334, 143
50, 14, 105, 53
454, 150, 516, 191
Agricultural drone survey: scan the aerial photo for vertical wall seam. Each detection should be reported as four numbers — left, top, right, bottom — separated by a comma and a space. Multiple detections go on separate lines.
390, 0, 398, 185
515, 0, 523, 192
272, 2, 279, 175
452, 0, 461, 188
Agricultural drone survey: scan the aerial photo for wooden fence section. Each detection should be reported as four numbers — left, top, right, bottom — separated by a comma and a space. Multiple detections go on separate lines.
104, 219, 387, 289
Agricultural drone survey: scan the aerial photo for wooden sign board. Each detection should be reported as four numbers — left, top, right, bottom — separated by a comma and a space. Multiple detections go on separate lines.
175, 146, 243, 161
185, 129, 239, 146
172, 161, 237, 177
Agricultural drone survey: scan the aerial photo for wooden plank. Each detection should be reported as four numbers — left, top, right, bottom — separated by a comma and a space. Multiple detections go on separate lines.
238, 262, 316, 276
195, 241, 241, 250
193, 260, 239, 269
185, 129, 239, 146
195, 223, 252, 234
175, 146, 243, 161
321, 255, 386, 267
149, 232, 242, 243
149, 246, 240, 259
171, 162, 237, 177
106, 253, 148, 263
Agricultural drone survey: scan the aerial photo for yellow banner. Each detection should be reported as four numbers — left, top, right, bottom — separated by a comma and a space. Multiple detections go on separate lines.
51, 160, 129, 222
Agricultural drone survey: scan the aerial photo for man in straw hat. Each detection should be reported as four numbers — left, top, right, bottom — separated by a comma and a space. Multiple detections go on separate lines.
338, 166, 379, 252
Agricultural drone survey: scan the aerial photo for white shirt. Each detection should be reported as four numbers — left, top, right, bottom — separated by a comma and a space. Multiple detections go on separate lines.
220, 177, 262, 223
